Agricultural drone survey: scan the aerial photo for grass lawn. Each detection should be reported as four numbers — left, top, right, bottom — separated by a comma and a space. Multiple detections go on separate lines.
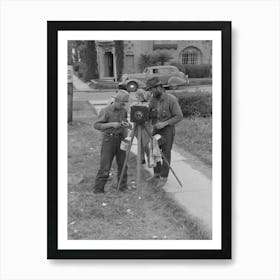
188, 78, 212, 86
174, 117, 212, 166
68, 112, 211, 240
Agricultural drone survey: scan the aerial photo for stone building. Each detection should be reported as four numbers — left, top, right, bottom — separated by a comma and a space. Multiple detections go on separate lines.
95, 40, 212, 81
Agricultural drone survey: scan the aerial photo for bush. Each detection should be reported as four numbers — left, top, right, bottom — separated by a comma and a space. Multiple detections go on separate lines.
170, 62, 212, 78
184, 64, 212, 78
173, 93, 212, 118
169, 61, 186, 73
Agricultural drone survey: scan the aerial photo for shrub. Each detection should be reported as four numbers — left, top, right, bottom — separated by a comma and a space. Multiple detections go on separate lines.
173, 93, 212, 118
138, 51, 174, 71
184, 64, 212, 78
151, 51, 173, 66
138, 54, 154, 71
169, 61, 186, 73
170, 62, 212, 78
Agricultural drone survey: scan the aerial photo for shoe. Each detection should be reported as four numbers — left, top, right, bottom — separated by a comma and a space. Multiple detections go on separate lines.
146, 175, 160, 183
93, 188, 104, 194
118, 187, 128, 192
156, 177, 168, 188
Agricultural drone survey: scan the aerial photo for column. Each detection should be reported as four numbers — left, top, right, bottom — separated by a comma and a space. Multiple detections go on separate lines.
112, 48, 117, 82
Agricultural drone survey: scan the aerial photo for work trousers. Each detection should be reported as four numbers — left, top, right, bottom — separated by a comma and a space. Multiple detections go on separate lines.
94, 133, 127, 192
153, 125, 175, 178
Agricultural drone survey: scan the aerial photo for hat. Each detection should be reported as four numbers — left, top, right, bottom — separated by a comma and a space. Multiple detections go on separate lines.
145, 77, 163, 90
112, 90, 129, 102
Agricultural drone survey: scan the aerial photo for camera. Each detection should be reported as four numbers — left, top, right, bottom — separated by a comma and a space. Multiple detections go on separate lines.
130, 105, 158, 124
130, 105, 149, 124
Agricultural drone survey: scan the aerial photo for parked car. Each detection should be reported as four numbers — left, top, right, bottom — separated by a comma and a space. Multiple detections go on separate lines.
119, 65, 188, 92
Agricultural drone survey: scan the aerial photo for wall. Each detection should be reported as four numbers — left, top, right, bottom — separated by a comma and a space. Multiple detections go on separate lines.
0, 1, 279, 280
123, 40, 212, 74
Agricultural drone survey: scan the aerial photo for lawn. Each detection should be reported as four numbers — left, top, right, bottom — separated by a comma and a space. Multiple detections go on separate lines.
188, 78, 212, 86
174, 117, 212, 166
68, 111, 211, 240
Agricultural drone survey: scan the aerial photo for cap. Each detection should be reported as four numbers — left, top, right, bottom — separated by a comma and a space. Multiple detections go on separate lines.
112, 90, 129, 102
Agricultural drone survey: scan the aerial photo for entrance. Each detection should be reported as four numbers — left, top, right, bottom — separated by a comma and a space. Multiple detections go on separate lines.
103, 52, 114, 77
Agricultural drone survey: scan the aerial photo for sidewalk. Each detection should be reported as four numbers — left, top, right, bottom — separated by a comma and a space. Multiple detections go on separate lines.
73, 75, 92, 91
130, 141, 212, 232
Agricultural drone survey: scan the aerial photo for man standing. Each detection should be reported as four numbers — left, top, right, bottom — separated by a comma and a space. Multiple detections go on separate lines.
93, 90, 130, 194
146, 77, 183, 187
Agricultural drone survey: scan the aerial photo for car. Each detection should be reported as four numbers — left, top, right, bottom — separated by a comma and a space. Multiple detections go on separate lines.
119, 65, 188, 92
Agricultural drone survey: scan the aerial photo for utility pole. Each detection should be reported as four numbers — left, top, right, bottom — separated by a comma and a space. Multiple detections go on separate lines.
68, 65, 73, 123
68, 42, 74, 123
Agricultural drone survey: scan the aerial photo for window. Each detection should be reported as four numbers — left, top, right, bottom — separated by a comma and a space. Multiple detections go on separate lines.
181, 47, 202, 64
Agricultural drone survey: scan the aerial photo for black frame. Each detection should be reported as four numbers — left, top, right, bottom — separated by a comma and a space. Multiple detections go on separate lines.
47, 21, 231, 259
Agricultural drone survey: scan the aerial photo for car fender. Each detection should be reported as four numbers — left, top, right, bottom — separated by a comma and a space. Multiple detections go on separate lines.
168, 76, 187, 87
125, 78, 146, 89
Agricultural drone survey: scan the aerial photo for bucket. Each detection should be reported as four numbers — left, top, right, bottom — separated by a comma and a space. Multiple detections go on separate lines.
120, 139, 130, 151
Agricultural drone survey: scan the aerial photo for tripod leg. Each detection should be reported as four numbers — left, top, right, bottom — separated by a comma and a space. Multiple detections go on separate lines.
143, 126, 183, 188
116, 124, 136, 193
137, 125, 142, 198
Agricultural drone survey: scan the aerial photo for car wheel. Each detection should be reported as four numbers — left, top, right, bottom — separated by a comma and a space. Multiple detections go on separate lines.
127, 81, 138, 92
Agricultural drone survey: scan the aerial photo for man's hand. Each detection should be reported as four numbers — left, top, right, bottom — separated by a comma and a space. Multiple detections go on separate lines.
110, 122, 121, 128
154, 121, 168, 130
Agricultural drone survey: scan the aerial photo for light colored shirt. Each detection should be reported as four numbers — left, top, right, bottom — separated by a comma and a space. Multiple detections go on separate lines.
94, 104, 128, 135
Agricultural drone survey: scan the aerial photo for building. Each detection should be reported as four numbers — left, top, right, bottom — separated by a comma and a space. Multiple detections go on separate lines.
94, 40, 212, 81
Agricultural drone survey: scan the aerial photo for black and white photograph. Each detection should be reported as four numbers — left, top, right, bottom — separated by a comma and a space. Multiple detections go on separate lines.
2, 0, 280, 278
48, 21, 231, 259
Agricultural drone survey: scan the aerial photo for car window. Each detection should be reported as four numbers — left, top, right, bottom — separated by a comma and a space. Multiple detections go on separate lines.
152, 68, 159, 74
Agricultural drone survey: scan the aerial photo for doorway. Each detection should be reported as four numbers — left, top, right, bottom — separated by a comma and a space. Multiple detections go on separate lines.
103, 52, 114, 77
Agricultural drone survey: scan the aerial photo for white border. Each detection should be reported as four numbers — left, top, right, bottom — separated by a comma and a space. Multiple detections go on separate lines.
58, 31, 222, 250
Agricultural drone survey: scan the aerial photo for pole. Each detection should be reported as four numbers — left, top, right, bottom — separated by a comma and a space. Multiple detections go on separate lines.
143, 126, 183, 188
116, 124, 136, 193
68, 65, 73, 123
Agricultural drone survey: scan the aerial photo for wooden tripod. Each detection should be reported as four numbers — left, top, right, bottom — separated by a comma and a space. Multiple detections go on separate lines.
116, 123, 182, 194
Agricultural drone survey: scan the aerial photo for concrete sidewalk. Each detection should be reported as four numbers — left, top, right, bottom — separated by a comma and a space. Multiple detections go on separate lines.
73, 75, 92, 91
130, 140, 212, 232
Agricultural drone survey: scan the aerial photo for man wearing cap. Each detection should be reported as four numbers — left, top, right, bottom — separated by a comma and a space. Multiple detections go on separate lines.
146, 77, 183, 187
93, 90, 130, 193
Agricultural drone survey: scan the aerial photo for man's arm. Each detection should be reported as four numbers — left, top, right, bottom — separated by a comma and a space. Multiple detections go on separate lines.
165, 96, 183, 126
94, 108, 121, 131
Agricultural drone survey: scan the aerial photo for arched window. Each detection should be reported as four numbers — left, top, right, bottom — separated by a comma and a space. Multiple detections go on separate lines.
180, 47, 202, 64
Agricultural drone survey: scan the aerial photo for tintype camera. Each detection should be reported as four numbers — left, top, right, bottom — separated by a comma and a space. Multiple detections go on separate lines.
130, 105, 158, 124
130, 105, 149, 124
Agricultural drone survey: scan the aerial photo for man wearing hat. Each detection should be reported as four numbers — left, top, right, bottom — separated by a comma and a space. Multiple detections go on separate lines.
93, 90, 130, 193
146, 77, 183, 187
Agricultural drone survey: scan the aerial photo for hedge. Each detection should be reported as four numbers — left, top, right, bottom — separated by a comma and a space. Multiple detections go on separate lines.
172, 92, 212, 118
170, 62, 212, 78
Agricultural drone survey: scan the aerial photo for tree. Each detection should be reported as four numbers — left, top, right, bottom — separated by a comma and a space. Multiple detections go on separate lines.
83, 41, 99, 82
152, 51, 173, 65
114, 41, 124, 81
138, 54, 153, 72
